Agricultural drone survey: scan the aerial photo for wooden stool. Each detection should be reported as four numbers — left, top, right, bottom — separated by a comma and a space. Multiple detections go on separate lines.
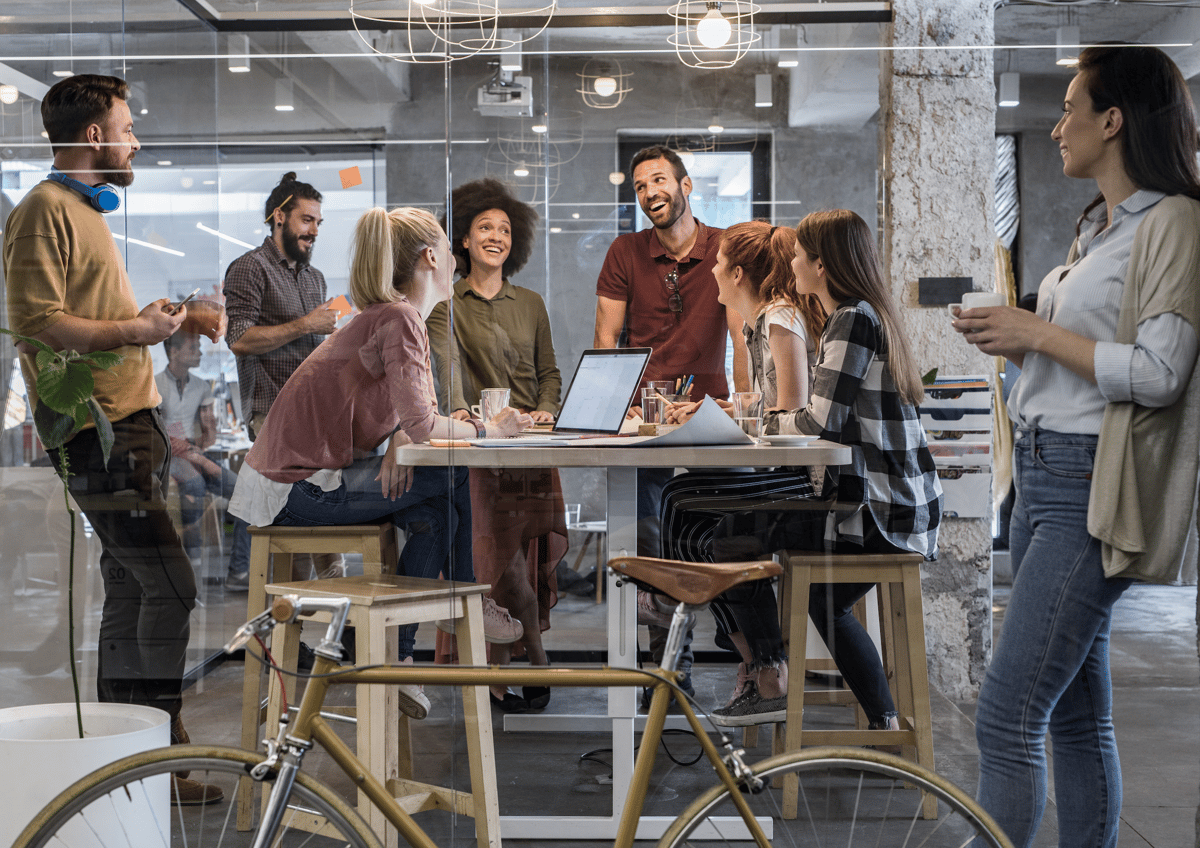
263, 574, 499, 848
777, 551, 936, 819
237, 520, 396, 829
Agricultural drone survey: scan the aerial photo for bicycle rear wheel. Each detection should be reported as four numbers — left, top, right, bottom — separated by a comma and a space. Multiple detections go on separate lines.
660, 746, 1012, 848
14, 744, 380, 848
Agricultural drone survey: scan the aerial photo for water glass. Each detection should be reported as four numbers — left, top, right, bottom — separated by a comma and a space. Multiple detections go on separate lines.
480, 387, 511, 421
733, 391, 763, 438
640, 388, 665, 424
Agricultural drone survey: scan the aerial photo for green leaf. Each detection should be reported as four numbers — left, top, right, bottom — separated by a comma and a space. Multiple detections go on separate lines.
87, 397, 116, 470
921, 367, 939, 386
0, 326, 56, 355
37, 359, 95, 414
36, 347, 67, 376
33, 400, 79, 450
79, 350, 124, 370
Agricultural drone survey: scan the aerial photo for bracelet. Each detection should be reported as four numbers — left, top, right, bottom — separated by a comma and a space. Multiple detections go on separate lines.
467, 418, 486, 438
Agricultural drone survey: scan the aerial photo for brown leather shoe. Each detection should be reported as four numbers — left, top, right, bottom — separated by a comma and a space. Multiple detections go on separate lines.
171, 776, 224, 806
170, 715, 191, 779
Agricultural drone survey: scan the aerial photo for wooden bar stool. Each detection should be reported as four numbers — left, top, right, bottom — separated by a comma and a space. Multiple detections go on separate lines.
236, 520, 396, 830
777, 550, 936, 819
263, 574, 499, 848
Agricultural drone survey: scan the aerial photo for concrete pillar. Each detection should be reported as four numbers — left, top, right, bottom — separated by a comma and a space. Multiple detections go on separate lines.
879, 0, 996, 700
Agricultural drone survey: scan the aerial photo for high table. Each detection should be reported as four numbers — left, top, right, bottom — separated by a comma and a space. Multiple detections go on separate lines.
395, 439, 851, 841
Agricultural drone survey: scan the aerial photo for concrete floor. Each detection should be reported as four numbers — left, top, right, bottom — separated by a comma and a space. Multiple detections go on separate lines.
2, 543, 1196, 846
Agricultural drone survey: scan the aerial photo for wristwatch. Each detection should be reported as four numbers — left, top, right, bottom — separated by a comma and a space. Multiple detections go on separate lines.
467, 418, 486, 438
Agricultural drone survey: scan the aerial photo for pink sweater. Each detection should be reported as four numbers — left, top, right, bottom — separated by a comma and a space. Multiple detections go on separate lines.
245, 299, 438, 484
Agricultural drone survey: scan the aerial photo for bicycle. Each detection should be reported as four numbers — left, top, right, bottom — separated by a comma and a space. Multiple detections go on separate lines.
14, 555, 1012, 848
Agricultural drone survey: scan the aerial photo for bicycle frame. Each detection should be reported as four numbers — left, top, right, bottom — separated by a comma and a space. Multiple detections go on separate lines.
250, 600, 771, 848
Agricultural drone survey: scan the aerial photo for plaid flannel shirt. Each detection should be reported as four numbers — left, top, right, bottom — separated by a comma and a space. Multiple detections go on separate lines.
223, 238, 328, 421
767, 299, 942, 558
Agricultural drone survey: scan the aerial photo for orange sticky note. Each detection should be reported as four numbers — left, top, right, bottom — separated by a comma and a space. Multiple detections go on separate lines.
339, 166, 363, 189
328, 294, 353, 319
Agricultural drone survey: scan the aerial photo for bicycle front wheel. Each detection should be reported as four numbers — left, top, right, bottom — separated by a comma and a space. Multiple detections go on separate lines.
660, 746, 1012, 848
14, 744, 381, 848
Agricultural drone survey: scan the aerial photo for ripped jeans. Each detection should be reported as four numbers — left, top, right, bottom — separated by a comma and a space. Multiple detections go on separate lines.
274, 458, 473, 657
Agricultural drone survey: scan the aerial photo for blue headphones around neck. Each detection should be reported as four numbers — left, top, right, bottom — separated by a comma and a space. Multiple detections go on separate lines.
47, 168, 120, 213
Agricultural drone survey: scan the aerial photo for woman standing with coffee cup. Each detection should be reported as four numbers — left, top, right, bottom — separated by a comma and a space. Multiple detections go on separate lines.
954, 46, 1200, 848
426, 178, 566, 713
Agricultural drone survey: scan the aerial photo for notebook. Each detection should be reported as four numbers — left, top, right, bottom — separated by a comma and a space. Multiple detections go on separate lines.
470, 347, 651, 446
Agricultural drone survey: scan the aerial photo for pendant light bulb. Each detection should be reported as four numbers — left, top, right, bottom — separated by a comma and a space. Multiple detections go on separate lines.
696, 2, 732, 50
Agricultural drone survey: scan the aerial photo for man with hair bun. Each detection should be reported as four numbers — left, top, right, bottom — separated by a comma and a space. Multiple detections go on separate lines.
222, 172, 339, 590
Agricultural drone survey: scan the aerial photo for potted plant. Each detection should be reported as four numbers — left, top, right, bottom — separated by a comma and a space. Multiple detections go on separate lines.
0, 328, 120, 736
0, 328, 173, 848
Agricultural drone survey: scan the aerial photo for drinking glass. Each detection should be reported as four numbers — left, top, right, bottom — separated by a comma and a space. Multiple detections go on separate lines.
480, 387, 511, 421
640, 388, 664, 424
733, 391, 764, 438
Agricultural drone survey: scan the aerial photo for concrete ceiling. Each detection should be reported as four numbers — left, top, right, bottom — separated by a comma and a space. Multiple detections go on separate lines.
0, 0, 1195, 137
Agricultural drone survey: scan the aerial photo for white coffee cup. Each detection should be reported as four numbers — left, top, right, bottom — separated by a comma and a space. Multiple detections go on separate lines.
948, 291, 1005, 317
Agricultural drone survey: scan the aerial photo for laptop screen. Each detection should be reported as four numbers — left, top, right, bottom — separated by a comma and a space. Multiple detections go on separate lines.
553, 348, 652, 434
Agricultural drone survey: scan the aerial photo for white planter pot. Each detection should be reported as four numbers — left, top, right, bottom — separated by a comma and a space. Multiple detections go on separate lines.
0, 702, 170, 848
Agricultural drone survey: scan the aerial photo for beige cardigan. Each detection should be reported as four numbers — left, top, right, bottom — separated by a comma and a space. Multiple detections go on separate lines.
1087, 194, 1200, 584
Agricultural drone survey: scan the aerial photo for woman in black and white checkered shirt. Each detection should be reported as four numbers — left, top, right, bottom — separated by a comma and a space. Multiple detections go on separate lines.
665, 209, 942, 728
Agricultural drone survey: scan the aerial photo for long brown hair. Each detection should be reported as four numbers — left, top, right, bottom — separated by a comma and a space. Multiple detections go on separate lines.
795, 209, 923, 405
720, 221, 825, 344
1073, 45, 1200, 233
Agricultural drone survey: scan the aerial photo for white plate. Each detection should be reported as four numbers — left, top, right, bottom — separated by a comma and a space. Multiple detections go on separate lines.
761, 434, 818, 446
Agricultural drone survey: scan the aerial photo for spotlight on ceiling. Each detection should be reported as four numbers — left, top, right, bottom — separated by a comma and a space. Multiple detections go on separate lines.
229, 34, 251, 73
275, 78, 294, 112
1056, 25, 1080, 67
998, 72, 1019, 108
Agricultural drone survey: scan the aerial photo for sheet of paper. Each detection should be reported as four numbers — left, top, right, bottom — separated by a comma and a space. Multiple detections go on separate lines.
569, 397, 752, 447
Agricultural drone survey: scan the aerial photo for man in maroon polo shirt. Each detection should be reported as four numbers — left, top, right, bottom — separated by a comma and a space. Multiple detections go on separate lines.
594, 145, 749, 703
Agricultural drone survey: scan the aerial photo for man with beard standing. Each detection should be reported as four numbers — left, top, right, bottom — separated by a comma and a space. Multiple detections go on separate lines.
224, 173, 336, 442
223, 173, 338, 590
4, 74, 224, 803
594, 145, 749, 702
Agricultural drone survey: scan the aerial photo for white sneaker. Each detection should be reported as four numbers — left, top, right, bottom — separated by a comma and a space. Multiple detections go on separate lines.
397, 657, 430, 720
436, 597, 524, 644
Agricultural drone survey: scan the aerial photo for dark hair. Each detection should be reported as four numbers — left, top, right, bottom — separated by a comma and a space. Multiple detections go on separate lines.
41, 74, 130, 153
163, 330, 198, 355
446, 178, 537, 278
1074, 45, 1200, 232
720, 221, 826, 344
264, 172, 323, 229
629, 145, 688, 182
795, 209, 923, 405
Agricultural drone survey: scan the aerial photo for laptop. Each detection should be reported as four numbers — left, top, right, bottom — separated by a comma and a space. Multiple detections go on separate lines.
470, 347, 651, 445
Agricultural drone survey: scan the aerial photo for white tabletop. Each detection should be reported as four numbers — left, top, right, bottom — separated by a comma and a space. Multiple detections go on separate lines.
395, 439, 851, 468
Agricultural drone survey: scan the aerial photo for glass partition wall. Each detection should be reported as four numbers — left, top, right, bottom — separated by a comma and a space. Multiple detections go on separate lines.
7, 0, 1181, 829
0, 1, 887, 700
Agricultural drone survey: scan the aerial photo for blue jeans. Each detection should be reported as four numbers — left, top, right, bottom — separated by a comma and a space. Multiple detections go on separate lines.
274, 458, 473, 658
975, 430, 1132, 848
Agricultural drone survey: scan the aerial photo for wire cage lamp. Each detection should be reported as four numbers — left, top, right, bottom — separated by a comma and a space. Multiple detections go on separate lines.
577, 59, 633, 109
668, 0, 759, 70
485, 112, 583, 203
349, 0, 557, 63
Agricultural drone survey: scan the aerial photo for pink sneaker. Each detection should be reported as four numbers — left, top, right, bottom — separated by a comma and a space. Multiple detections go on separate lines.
436, 597, 524, 644
637, 589, 674, 627
724, 661, 755, 708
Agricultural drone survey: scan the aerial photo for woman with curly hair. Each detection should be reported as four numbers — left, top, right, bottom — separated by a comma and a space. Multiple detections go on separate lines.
427, 178, 567, 713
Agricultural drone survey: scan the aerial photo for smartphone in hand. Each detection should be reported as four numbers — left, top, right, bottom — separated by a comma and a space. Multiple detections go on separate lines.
170, 288, 201, 315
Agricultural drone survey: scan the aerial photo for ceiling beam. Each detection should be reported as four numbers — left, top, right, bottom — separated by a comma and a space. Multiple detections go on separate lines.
0, 61, 51, 101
